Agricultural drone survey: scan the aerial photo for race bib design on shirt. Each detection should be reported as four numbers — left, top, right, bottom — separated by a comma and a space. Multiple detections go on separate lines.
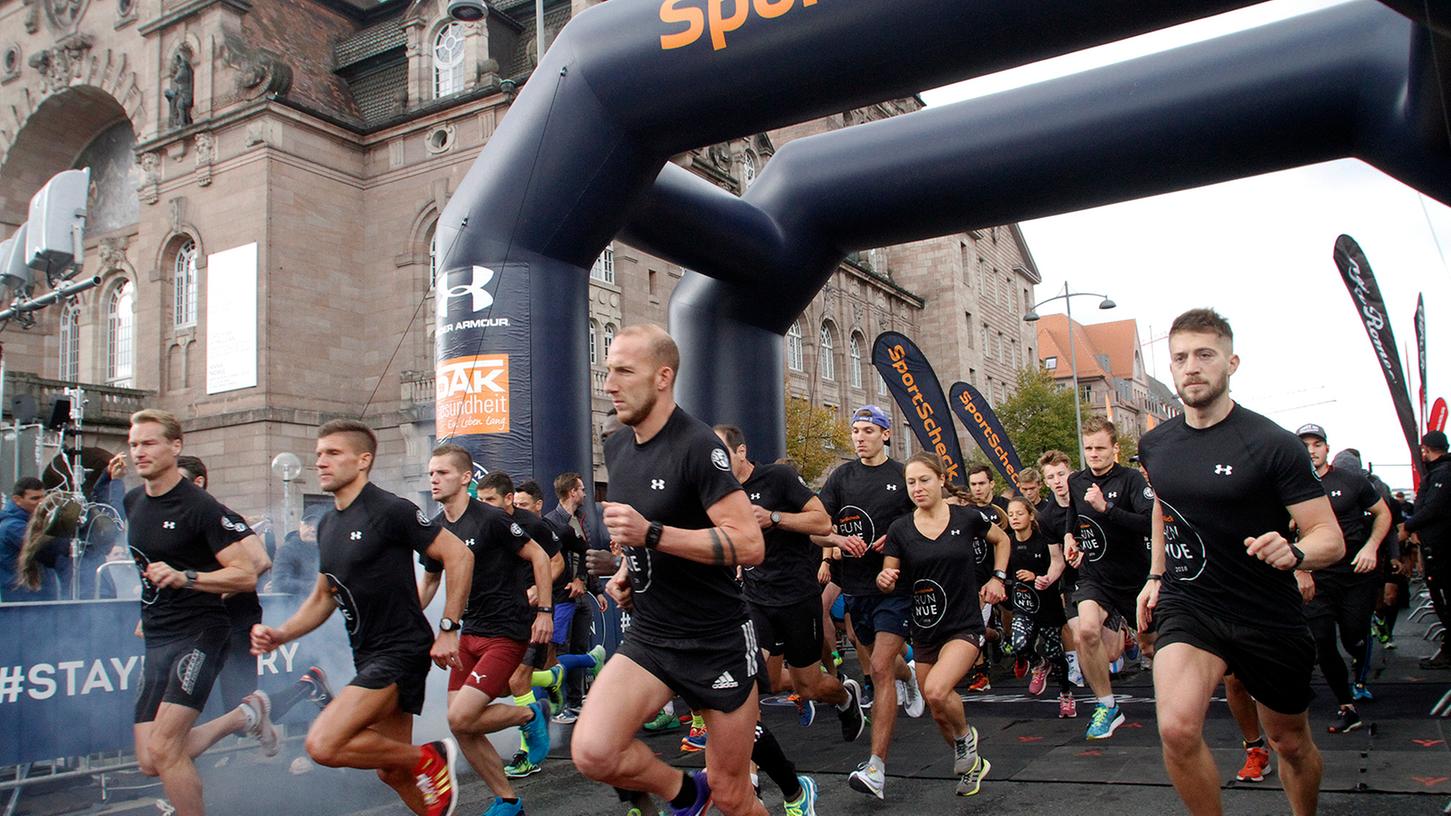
324, 573, 361, 635
1160, 499, 1207, 582
1012, 582, 1040, 614
624, 545, 654, 593
131, 546, 158, 605
835, 505, 875, 549
912, 579, 947, 629
1075, 516, 1108, 563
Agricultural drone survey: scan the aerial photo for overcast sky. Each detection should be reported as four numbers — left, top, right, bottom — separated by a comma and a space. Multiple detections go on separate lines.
921, 0, 1450, 488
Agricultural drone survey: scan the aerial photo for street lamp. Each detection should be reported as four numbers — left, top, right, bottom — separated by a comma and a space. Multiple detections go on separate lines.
1024, 282, 1116, 467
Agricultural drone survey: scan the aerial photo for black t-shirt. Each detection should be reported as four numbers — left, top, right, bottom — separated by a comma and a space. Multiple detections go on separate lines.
1316, 466, 1382, 573
884, 504, 990, 643
317, 482, 440, 660
818, 458, 913, 596
1038, 498, 1072, 542
1066, 463, 1154, 593
510, 506, 559, 591
125, 479, 253, 639
539, 512, 586, 604
971, 500, 1008, 532
604, 406, 748, 643
1007, 529, 1058, 616
962, 505, 998, 587
1138, 405, 1326, 628
422, 500, 533, 640
742, 463, 821, 607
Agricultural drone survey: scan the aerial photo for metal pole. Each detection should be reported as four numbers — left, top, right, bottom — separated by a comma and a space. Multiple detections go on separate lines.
1066, 281, 1085, 468
536, 0, 546, 68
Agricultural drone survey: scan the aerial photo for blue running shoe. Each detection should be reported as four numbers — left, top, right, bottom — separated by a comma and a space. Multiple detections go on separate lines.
784, 775, 817, 816
792, 694, 816, 727
1085, 703, 1124, 740
482, 796, 524, 816
522, 701, 551, 764
667, 770, 712, 816
1352, 684, 1374, 702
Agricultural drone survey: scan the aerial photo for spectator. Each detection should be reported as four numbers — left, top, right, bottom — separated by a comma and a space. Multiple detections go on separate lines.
1407, 431, 1451, 669
268, 513, 320, 595
0, 477, 47, 601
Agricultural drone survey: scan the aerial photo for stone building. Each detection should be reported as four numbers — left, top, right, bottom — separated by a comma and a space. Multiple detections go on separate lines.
0, 0, 1037, 519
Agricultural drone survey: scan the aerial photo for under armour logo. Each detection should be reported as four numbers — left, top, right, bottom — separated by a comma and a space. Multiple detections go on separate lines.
162, 521, 176, 530
886, 484, 898, 491
951, 529, 960, 536
750, 492, 762, 501
444, 265, 496, 312
1214, 465, 1233, 476
1108, 491, 1119, 499
650, 479, 665, 490
349, 531, 362, 540
1331, 490, 1343, 497
464, 539, 476, 547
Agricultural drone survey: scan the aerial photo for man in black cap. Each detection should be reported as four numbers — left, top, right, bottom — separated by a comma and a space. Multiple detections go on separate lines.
1406, 430, 1451, 669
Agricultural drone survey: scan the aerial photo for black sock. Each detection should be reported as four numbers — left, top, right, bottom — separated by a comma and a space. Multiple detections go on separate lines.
752, 724, 800, 800
501, 798, 518, 804
669, 772, 696, 809
1244, 737, 1265, 749
269, 681, 311, 720
1386, 605, 1401, 635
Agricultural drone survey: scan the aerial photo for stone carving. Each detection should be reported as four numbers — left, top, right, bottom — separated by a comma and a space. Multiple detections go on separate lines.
43, 0, 89, 30
219, 32, 292, 100
135, 151, 159, 205
164, 44, 194, 129
96, 235, 127, 273
194, 132, 213, 186
27, 34, 92, 94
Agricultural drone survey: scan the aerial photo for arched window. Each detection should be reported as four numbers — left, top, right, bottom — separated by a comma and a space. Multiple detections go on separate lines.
741, 150, 757, 190
819, 321, 836, 382
106, 280, 134, 386
787, 321, 803, 372
426, 222, 439, 289
589, 320, 599, 366
433, 23, 466, 98
591, 244, 615, 284
849, 332, 864, 389
58, 302, 79, 382
603, 323, 616, 357
173, 239, 197, 328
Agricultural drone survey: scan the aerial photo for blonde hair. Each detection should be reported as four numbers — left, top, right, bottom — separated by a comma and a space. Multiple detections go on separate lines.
130, 409, 183, 442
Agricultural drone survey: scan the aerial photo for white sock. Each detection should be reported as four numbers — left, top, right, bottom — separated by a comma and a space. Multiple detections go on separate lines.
869, 754, 885, 774
238, 702, 259, 732
1098, 695, 1116, 708
663, 700, 675, 717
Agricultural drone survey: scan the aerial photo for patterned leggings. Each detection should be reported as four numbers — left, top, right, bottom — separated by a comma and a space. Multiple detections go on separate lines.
1011, 612, 1071, 694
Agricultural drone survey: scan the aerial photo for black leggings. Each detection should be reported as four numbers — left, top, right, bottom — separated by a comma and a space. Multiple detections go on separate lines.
1425, 541, 1451, 636
1010, 612, 1070, 694
1306, 575, 1378, 705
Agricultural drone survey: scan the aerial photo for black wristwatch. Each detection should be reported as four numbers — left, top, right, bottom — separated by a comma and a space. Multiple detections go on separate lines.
535, 606, 553, 614
644, 521, 664, 549
1289, 544, 1306, 570
439, 617, 460, 632
184, 569, 198, 589
991, 569, 1008, 581
769, 511, 782, 529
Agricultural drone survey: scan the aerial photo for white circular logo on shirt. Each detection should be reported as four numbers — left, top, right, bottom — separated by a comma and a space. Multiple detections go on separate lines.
221, 516, 248, 533
711, 448, 730, 471
324, 573, 361, 636
1143, 486, 1155, 501
1160, 499, 1207, 582
911, 579, 947, 629
625, 546, 653, 594
416, 510, 430, 526
1076, 517, 1108, 563
510, 523, 524, 537
834, 506, 875, 550
1012, 583, 1040, 615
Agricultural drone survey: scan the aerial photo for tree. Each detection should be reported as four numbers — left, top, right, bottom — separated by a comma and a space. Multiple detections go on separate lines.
993, 366, 1082, 471
785, 396, 851, 484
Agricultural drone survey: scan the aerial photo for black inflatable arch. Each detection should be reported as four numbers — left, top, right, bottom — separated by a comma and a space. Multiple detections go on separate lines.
432, 0, 1451, 493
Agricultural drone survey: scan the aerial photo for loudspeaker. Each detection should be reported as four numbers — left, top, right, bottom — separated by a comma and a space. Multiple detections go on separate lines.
0, 224, 33, 295
46, 396, 72, 430
25, 168, 89, 277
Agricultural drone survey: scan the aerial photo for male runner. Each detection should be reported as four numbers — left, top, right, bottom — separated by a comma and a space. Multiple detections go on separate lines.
1295, 424, 1390, 733
814, 405, 923, 800
1065, 416, 1154, 739
1017, 467, 1048, 515
966, 465, 1010, 530
417, 444, 553, 816
545, 472, 607, 720
251, 420, 473, 816
1138, 308, 1341, 816
965, 463, 1011, 689
1406, 430, 1451, 669
714, 423, 866, 741
570, 324, 766, 816
125, 410, 270, 816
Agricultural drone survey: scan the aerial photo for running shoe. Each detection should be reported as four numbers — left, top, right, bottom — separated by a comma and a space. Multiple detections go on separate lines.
902, 661, 925, 718
783, 775, 817, 816
1123, 629, 1141, 662
1327, 706, 1363, 734
790, 693, 816, 727
644, 708, 681, 732
414, 739, 458, 816
1058, 692, 1077, 719
953, 725, 979, 774
588, 644, 608, 678
1108, 657, 1124, 675
681, 726, 707, 752
847, 760, 885, 800
298, 666, 334, 708
839, 678, 866, 742
1370, 613, 1390, 644
522, 701, 551, 763
481, 797, 523, 816
1066, 652, 1085, 687
1085, 703, 1124, 740
954, 756, 990, 797
831, 650, 843, 668
1028, 662, 1049, 696
1352, 684, 1374, 702
1384, 639, 1397, 651
543, 664, 566, 714
241, 690, 279, 757
1235, 746, 1272, 782
1013, 657, 1029, 679
967, 672, 991, 693
552, 707, 579, 724
504, 751, 541, 778
666, 770, 711, 816
859, 681, 875, 709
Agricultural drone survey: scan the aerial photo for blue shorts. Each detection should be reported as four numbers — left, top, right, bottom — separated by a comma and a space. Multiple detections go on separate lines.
552, 602, 578, 646
830, 594, 846, 621
843, 593, 911, 643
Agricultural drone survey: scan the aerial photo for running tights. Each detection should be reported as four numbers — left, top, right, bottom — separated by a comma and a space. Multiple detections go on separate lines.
1011, 614, 1071, 694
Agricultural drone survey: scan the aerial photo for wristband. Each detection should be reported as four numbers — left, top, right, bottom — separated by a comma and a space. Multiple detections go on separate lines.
535, 606, 553, 614
184, 569, 197, 589
644, 521, 663, 549
1290, 544, 1306, 570
991, 569, 1008, 581
1147, 574, 1163, 582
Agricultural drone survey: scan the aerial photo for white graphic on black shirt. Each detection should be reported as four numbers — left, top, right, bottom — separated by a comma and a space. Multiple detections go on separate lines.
624, 546, 654, 593
131, 546, 158, 605
835, 505, 875, 551
711, 448, 731, 471
1075, 517, 1108, 563
176, 648, 205, 695
221, 516, 248, 534
1012, 583, 1040, 615
972, 534, 990, 567
1160, 499, 1207, 582
324, 573, 361, 636
912, 579, 947, 629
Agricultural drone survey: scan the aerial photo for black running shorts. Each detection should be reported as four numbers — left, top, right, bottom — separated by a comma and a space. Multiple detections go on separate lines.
750, 595, 824, 669
615, 624, 759, 713
350, 651, 432, 716
135, 625, 230, 723
1155, 600, 1314, 715
913, 629, 984, 665
1070, 579, 1134, 631
843, 593, 911, 643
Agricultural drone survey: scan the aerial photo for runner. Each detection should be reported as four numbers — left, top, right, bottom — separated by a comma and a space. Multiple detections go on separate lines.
1138, 308, 1341, 816
714, 423, 866, 746
1295, 424, 1391, 733
251, 419, 474, 816
1004, 496, 1072, 713
543, 472, 610, 721
813, 405, 923, 800
416, 444, 553, 816
1017, 467, 1049, 515
877, 452, 1008, 797
1038, 450, 1084, 689
1065, 416, 1154, 739
124, 410, 270, 816
966, 465, 1009, 530
964, 464, 1012, 689
570, 324, 767, 816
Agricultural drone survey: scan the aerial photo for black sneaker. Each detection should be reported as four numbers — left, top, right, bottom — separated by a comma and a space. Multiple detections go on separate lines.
299, 666, 335, 708
839, 678, 866, 743
1327, 706, 1362, 734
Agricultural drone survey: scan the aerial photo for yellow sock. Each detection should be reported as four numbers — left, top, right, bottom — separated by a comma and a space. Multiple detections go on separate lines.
691, 712, 705, 730
531, 670, 555, 688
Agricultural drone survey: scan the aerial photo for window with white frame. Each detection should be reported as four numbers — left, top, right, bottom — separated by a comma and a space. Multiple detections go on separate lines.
787, 321, 803, 371
878, 370, 888, 396
589, 320, 599, 365
426, 223, 439, 289
173, 240, 197, 328
433, 23, 466, 98
603, 323, 616, 356
106, 280, 134, 386
591, 245, 615, 284
849, 332, 863, 388
819, 322, 836, 382
741, 150, 757, 190
59, 303, 79, 382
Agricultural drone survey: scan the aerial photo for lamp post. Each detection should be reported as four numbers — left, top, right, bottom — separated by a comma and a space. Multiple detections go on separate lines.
1024, 282, 1116, 467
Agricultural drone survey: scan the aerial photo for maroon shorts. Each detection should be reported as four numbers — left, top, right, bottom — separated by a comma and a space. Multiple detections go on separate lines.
448, 634, 528, 699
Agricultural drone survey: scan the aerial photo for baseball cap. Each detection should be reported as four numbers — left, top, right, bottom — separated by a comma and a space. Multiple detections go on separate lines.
1422, 430, 1448, 451
851, 405, 891, 430
1296, 423, 1327, 443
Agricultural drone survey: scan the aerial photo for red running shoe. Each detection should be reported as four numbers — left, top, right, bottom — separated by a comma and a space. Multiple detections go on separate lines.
414, 739, 458, 816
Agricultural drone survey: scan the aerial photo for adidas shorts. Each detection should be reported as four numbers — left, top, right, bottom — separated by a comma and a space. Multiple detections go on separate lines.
135, 625, 230, 723
615, 624, 758, 714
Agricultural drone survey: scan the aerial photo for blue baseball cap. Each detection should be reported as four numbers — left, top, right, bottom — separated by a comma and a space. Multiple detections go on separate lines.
852, 405, 891, 430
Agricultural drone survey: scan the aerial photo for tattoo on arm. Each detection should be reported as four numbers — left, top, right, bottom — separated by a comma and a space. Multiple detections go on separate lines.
708, 528, 725, 566
720, 527, 737, 566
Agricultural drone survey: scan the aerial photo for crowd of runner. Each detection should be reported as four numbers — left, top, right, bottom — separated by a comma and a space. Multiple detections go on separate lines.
104, 309, 1442, 816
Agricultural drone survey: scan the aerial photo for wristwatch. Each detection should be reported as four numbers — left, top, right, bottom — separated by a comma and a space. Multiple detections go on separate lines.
535, 606, 553, 614
1289, 544, 1306, 570
769, 511, 782, 529
439, 617, 460, 632
991, 569, 1008, 581
644, 521, 664, 549
184, 569, 197, 589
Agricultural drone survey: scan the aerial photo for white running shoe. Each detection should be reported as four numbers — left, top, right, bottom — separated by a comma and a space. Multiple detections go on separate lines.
902, 661, 925, 718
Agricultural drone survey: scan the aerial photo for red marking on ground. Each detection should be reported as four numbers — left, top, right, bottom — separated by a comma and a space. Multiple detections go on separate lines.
1412, 739, 1445, 748
1017, 736, 1043, 743
1411, 776, 1449, 787
1122, 722, 1144, 729
1077, 749, 1104, 757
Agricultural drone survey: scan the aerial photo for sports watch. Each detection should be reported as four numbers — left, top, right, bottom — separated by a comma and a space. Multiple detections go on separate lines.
991, 569, 1008, 582
1289, 544, 1306, 570
769, 511, 782, 528
439, 617, 460, 632
184, 569, 198, 589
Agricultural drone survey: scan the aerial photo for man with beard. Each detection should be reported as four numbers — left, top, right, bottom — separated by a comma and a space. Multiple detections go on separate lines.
1138, 308, 1341, 816
1407, 429, 1451, 669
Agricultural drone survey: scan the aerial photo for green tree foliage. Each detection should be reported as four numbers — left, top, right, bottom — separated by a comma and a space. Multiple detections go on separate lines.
785, 396, 851, 484
992, 366, 1082, 471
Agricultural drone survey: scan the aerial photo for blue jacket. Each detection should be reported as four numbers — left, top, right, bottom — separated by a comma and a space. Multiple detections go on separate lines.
0, 500, 32, 601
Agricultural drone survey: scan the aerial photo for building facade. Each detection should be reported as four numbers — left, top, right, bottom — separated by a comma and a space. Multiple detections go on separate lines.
1034, 315, 1182, 440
